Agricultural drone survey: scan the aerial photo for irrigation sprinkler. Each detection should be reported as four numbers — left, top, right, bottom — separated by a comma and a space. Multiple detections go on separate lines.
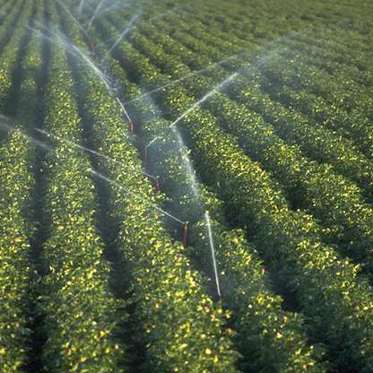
205, 211, 221, 299
168, 72, 239, 131
89, 168, 189, 246
124, 53, 244, 106
87, 0, 106, 30
182, 222, 189, 248
115, 97, 134, 133
35, 127, 161, 185
142, 170, 161, 192
144, 136, 161, 164
102, 13, 141, 62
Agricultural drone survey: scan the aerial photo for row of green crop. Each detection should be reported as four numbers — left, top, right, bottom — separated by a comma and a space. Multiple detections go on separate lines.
59, 7, 241, 371
178, 0, 372, 54
102, 34, 373, 372
163, 0, 371, 71
0, 1, 42, 368
0, 130, 34, 371
0, 0, 19, 27
146, 9, 372, 134
226, 74, 373, 199
176, 5, 372, 140
0, 0, 25, 46
41, 53, 124, 373
258, 63, 372, 158
276, 36, 373, 89
0, 0, 28, 114
121, 29, 373, 272
29, 3, 128, 370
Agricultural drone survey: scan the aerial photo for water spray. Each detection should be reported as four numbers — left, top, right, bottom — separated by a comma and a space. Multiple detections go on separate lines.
78, 0, 85, 17
103, 13, 141, 62
56, 0, 91, 41
205, 211, 221, 299
169, 72, 239, 130
87, 0, 106, 30
115, 97, 134, 132
35, 127, 160, 189
0, 118, 54, 152
89, 168, 188, 245
124, 53, 244, 105
144, 136, 161, 164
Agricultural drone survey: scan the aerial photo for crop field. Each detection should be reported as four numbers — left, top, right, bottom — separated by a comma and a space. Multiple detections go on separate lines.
0, 0, 372, 371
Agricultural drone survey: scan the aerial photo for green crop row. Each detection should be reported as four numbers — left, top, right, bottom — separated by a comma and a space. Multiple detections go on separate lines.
39, 38, 126, 371
176, 0, 372, 53
0, 129, 34, 371
0, 0, 21, 29
60, 11, 241, 371
276, 36, 373, 88
107, 39, 373, 372
228, 75, 373, 198
258, 62, 373, 158
0, 1, 46, 367
0, 0, 29, 114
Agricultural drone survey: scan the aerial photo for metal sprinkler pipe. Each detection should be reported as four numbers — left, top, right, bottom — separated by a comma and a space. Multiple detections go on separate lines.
182, 222, 189, 248
90, 168, 187, 244
144, 136, 161, 164
155, 177, 160, 192
115, 97, 134, 132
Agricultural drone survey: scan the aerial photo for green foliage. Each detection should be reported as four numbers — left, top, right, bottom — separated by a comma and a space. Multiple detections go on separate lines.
0, 0, 372, 372
40, 45, 125, 372
109, 38, 373, 372
0, 130, 34, 371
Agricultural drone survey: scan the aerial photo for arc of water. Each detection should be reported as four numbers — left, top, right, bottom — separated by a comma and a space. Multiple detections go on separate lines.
71, 43, 112, 91
145, 136, 161, 150
171, 126, 201, 199
144, 136, 161, 164
116, 97, 133, 123
35, 128, 158, 181
205, 211, 221, 298
125, 54, 243, 105
169, 72, 239, 129
89, 168, 186, 225
0, 118, 54, 152
159, 72, 241, 300
56, 0, 90, 40
78, 0, 85, 17
103, 13, 141, 62
87, 0, 106, 29
29, 25, 111, 91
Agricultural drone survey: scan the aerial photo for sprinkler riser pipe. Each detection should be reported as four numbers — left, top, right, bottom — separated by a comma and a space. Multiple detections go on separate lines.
182, 223, 189, 248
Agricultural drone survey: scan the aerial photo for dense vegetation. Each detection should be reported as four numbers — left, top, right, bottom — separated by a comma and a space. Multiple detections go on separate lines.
0, 0, 372, 371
